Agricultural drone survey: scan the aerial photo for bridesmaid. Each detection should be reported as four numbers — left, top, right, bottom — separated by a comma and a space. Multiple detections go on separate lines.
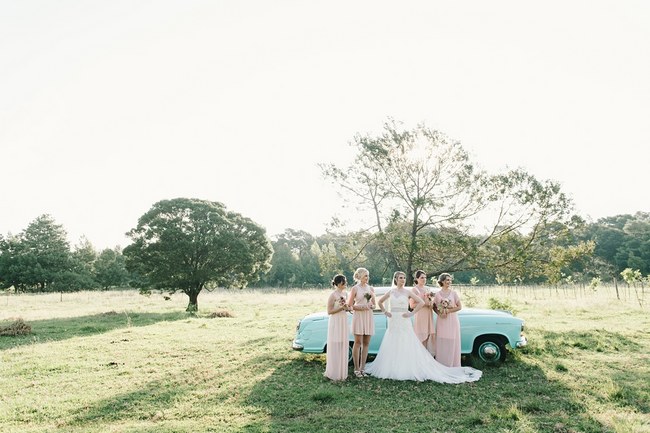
434, 273, 463, 367
348, 267, 376, 378
410, 270, 436, 356
325, 274, 352, 381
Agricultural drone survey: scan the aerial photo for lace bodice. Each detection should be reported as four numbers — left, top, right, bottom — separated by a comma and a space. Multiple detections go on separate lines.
390, 290, 410, 313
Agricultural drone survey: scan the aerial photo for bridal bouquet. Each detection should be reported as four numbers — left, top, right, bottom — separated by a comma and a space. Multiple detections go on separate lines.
338, 297, 350, 311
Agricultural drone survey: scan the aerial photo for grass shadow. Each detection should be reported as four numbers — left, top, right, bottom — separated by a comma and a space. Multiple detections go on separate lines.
0, 311, 189, 351
521, 328, 641, 358
60, 377, 192, 432
239, 355, 611, 433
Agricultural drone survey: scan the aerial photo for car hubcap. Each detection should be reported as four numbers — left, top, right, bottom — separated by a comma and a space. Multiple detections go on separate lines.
479, 342, 500, 362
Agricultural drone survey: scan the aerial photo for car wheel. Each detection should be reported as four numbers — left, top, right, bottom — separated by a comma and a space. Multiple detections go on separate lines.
472, 336, 507, 365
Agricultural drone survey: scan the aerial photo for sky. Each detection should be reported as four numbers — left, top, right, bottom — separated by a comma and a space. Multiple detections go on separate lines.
1, 1, 649, 250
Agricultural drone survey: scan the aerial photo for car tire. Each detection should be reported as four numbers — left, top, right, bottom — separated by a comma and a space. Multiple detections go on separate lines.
472, 335, 507, 365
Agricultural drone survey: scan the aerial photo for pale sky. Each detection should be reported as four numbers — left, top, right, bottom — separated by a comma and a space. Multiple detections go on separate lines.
1, 1, 649, 250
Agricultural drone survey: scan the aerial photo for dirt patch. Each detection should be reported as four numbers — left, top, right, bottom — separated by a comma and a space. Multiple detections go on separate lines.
206, 309, 234, 318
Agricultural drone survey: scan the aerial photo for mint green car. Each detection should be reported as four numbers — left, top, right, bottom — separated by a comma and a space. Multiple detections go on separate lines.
292, 288, 527, 365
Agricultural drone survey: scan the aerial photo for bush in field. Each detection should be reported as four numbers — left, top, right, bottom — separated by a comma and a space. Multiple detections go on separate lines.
488, 297, 517, 315
0, 318, 32, 336
463, 290, 478, 307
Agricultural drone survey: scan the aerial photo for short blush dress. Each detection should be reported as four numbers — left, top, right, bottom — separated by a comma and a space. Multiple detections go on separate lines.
351, 285, 375, 336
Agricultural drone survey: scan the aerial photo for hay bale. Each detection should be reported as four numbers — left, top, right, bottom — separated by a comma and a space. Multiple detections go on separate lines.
0, 318, 32, 336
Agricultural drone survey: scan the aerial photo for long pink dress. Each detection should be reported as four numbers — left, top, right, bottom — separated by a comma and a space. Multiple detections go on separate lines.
325, 291, 349, 381
434, 290, 462, 367
411, 286, 436, 356
351, 285, 375, 336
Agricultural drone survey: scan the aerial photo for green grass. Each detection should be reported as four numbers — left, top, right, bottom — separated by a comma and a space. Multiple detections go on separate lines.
0, 286, 648, 433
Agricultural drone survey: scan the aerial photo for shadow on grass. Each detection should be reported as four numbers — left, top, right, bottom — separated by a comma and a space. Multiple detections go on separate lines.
522, 328, 641, 357
520, 326, 650, 414
64, 377, 192, 430
0, 311, 189, 351
239, 355, 610, 433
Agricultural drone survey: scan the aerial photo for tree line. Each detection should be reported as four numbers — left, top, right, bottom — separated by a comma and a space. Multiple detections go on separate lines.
2, 121, 649, 311
258, 211, 650, 288
1, 210, 648, 294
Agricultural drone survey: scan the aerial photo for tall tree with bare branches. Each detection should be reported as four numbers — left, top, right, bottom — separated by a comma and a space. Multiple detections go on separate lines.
321, 120, 573, 284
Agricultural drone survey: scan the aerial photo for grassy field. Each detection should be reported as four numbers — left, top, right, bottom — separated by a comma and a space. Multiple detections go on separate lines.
0, 286, 648, 433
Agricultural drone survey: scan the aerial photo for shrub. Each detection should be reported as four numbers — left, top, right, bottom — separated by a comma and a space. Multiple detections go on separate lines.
487, 297, 517, 315
0, 318, 32, 336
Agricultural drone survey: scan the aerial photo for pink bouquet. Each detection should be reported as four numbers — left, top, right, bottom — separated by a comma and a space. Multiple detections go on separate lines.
438, 298, 451, 315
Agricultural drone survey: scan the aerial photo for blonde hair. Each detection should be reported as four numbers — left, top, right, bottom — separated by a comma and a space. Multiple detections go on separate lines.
353, 267, 369, 283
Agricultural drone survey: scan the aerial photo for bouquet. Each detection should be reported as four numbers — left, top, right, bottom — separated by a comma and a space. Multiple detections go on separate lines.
363, 292, 374, 309
426, 291, 435, 303
438, 298, 451, 315
338, 297, 350, 311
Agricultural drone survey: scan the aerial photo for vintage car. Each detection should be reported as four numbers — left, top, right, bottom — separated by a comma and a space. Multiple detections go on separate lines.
292, 287, 527, 365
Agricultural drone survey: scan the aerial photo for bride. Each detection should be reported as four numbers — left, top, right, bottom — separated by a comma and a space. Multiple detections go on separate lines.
364, 271, 482, 383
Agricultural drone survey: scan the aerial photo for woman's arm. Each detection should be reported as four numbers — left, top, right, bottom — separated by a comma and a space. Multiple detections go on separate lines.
407, 290, 424, 316
326, 293, 344, 315
378, 291, 392, 317
448, 292, 462, 313
347, 287, 357, 309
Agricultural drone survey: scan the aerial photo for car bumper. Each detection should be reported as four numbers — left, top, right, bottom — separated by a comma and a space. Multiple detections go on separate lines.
516, 335, 528, 348
292, 340, 304, 351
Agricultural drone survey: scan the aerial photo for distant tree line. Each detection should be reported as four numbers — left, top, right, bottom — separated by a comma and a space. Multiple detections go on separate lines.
0, 215, 130, 293
1, 210, 649, 296
254, 211, 650, 287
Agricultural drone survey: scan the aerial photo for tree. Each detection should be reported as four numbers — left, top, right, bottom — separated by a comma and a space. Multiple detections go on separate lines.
264, 242, 300, 287
123, 198, 273, 312
582, 212, 650, 276
94, 247, 130, 289
322, 120, 573, 284
274, 229, 322, 285
0, 215, 73, 292
70, 236, 99, 290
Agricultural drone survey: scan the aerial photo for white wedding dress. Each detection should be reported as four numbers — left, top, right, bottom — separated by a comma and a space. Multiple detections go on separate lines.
364, 289, 482, 383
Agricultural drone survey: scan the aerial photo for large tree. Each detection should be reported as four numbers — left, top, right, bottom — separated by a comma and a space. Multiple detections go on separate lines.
322, 120, 573, 284
123, 198, 272, 312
